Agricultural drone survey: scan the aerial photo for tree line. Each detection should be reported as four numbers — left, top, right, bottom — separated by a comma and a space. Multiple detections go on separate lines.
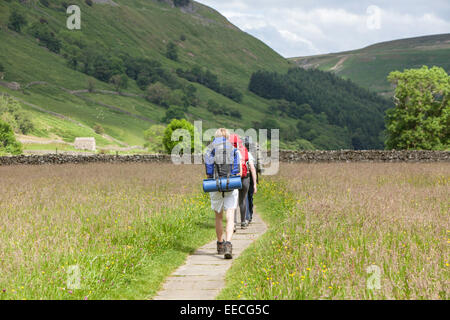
249, 68, 393, 149
177, 67, 243, 103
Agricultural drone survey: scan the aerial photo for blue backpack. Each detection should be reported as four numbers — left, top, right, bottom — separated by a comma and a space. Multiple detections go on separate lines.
203, 138, 242, 193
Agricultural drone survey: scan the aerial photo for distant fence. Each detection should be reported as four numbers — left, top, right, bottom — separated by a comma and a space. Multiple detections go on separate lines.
0, 150, 449, 166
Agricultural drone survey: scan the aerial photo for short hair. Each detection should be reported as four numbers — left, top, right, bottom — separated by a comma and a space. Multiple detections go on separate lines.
215, 128, 230, 139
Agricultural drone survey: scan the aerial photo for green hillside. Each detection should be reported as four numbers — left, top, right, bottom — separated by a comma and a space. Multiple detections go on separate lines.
1, 0, 392, 151
290, 34, 450, 96
0, 0, 291, 151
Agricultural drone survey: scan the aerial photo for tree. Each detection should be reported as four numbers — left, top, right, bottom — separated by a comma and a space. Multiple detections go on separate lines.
93, 123, 105, 135
87, 78, 95, 93
144, 124, 165, 153
166, 41, 178, 61
109, 74, 128, 92
163, 106, 185, 123
248, 68, 391, 149
28, 22, 62, 53
93, 56, 114, 82
0, 95, 34, 134
146, 82, 170, 107
8, 8, 27, 33
39, 0, 50, 7
174, 0, 190, 7
386, 66, 450, 150
163, 119, 201, 154
0, 120, 22, 155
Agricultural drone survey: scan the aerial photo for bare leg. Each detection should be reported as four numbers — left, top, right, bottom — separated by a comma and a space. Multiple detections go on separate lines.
225, 208, 235, 242
215, 210, 223, 242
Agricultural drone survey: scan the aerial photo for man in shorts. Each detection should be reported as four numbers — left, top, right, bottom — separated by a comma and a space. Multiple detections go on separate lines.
204, 128, 241, 259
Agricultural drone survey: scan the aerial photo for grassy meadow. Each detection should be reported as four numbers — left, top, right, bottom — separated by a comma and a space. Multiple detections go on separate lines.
219, 163, 449, 299
0, 162, 448, 300
0, 163, 216, 300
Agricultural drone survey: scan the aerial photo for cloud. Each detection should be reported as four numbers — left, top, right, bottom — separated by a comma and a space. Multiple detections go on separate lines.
196, 0, 450, 57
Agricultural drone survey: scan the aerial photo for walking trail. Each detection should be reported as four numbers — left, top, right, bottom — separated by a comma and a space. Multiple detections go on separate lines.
153, 213, 267, 300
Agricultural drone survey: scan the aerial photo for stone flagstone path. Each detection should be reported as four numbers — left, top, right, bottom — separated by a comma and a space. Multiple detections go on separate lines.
153, 213, 267, 300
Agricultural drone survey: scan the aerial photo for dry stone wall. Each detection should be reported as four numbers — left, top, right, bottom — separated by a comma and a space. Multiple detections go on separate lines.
0, 151, 449, 166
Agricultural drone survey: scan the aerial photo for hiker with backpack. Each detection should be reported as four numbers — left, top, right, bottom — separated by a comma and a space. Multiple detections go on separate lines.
229, 134, 251, 229
204, 128, 241, 259
244, 136, 258, 224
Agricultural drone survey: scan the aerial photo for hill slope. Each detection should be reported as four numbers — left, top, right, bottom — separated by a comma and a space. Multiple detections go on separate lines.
0, 0, 390, 151
290, 34, 450, 96
0, 0, 290, 151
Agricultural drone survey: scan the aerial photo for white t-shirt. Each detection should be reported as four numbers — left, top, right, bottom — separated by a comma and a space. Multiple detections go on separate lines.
248, 152, 254, 166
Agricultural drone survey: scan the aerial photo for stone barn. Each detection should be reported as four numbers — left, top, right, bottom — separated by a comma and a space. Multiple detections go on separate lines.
74, 137, 96, 152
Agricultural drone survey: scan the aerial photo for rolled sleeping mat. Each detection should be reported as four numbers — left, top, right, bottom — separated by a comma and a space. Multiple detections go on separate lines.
203, 176, 242, 193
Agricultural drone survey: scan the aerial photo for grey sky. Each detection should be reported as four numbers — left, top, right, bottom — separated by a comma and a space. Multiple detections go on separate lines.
195, 0, 450, 57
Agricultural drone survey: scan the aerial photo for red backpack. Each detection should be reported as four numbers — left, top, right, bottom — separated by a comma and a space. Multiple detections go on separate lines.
229, 134, 249, 178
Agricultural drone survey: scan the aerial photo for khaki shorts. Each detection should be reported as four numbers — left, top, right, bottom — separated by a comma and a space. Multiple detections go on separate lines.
210, 189, 239, 213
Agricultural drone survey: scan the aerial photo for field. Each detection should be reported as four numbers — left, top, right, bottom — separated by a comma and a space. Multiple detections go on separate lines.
0, 162, 448, 300
0, 163, 216, 300
219, 163, 449, 299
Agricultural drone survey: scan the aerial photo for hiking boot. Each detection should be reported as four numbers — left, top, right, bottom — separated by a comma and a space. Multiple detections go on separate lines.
241, 221, 248, 229
224, 241, 233, 259
217, 241, 225, 255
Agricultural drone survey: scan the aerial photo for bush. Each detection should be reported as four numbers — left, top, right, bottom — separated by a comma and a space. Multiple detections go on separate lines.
163, 119, 201, 154
144, 124, 165, 153
0, 62, 4, 73
109, 74, 128, 92
0, 120, 22, 155
87, 79, 95, 93
39, 0, 50, 7
166, 41, 178, 61
0, 95, 34, 134
28, 22, 62, 53
206, 100, 241, 118
146, 82, 171, 107
163, 106, 185, 123
8, 8, 27, 33
173, 0, 190, 7
177, 67, 242, 102
93, 123, 105, 135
